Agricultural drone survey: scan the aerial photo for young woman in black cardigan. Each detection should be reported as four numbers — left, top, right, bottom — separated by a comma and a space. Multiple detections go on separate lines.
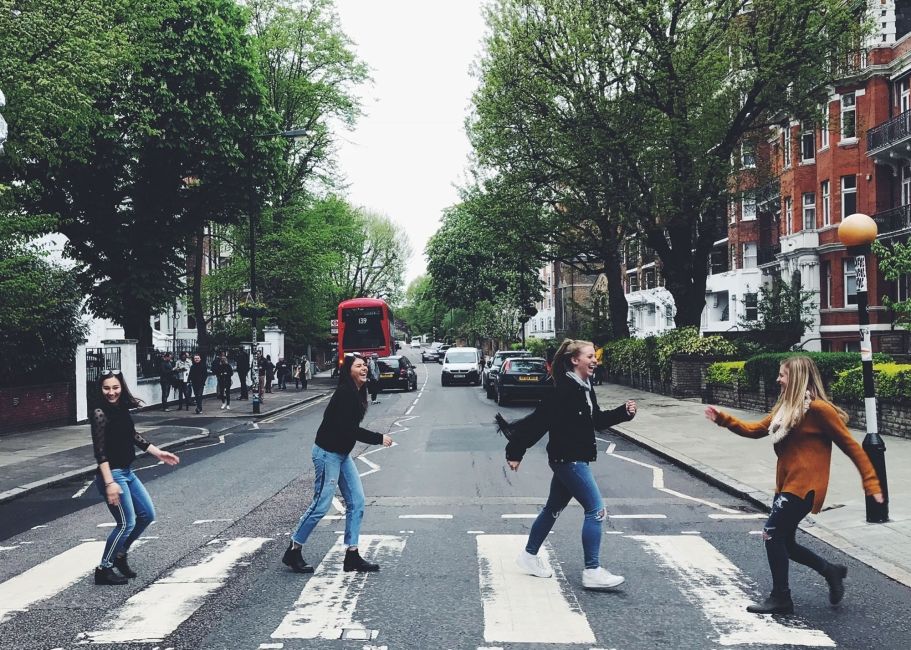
282, 353, 392, 574
497, 339, 636, 590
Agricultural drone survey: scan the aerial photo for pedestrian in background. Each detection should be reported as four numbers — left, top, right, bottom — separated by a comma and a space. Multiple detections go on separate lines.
188, 353, 207, 414
299, 355, 310, 390
173, 351, 191, 411
90, 370, 179, 585
264, 355, 275, 393
496, 338, 636, 591
593, 345, 605, 385
236, 350, 250, 400
257, 352, 267, 402
366, 353, 381, 404
281, 352, 393, 574
276, 357, 288, 390
705, 355, 883, 615
158, 352, 175, 411
212, 351, 233, 410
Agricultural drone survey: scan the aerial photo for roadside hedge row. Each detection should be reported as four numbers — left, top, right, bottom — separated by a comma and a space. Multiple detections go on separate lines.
830, 363, 911, 401
741, 352, 892, 391
603, 327, 736, 381
704, 361, 746, 385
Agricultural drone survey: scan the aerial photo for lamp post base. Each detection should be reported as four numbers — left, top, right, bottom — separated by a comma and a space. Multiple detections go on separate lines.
862, 433, 889, 522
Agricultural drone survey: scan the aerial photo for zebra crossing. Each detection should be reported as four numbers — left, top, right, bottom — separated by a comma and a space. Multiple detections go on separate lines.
0, 529, 838, 648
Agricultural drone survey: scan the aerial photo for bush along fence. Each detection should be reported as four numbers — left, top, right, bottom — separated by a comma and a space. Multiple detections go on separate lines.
703, 353, 911, 440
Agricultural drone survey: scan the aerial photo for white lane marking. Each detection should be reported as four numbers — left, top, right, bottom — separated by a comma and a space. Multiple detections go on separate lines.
749, 530, 764, 535
72, 479, 94, 499
398, 514, 452, 519
477, 534, 595, 644
30, 525, 48, 530
406, 405, 415, 415
79, 537, 270, 644
356, 455, 381, 478
192, 519, 233, 525
608, 514, 667, 519
631, 535, 835, 647
258, 644, 284, 649
260, 395, 330, 423
271, 534, 406, 640
709, 513, 767, 520
681, 531, 701, 535
0, 541, 106, 623
96, 523, 115, 528
500, 514, 537, 520
598, 436, 740, 514
606, 442, 616, 454
467, 531, 486, 534
0, 545, 19, 552
184, 434, 227, 451
603, 531, 624, 535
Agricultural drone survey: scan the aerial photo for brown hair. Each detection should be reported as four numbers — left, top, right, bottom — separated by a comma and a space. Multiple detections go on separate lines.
771, 355, 848, 428
550, 338, 594, 388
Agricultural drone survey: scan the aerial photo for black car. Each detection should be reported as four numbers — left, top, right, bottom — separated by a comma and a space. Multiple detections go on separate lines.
376, 355, 418, 391
421, 343, 443, 363
435, 344, 452, 364
493, 356, 551, 405
483, 350, 531, 398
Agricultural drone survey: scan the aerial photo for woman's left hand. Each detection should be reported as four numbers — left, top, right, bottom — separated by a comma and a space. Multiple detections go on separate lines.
873, 492, 885, 503
626, 400, 637, 416
157, 450, 180, 466
382, 434, 393, 447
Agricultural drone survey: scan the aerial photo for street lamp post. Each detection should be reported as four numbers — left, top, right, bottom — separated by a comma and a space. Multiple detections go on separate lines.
838, 212, 889, 523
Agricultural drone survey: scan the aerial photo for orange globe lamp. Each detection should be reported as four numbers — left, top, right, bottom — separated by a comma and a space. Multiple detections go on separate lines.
838, 212, 878, 247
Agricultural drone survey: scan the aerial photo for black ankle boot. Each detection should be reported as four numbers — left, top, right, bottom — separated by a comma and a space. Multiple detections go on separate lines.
823, 563, 847, 604
747, 590, 794, 614
281, 543, 314, 574
343, 548, 379, 572
113, 552, 137, 578
94, 566, 128, 585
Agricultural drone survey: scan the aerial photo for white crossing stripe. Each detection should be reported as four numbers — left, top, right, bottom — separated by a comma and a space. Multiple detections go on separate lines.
0, 541, 105, 623
631, 535, 835, 647
79, 537, 269, 644
709, 513, 767, 520
500, 514, 537, 519
608, 514, 666, 519
271, 534, 406, 640
398, 514, 452, 519
476, 535, 595, 645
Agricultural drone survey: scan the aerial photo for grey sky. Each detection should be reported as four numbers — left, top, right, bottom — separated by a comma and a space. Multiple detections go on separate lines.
333, 0, 487, 285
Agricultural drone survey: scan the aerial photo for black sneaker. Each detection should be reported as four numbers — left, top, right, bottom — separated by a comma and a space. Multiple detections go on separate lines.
823, 563, 847, 604
94, 566, 128, 585
494, 413, 514, 440
343, 548, 379, 572
113, 552, 137, 578
282, 543, 314, 574
746, 590, 794, 614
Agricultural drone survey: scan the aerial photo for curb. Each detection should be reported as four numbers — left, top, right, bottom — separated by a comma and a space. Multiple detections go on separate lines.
251, 391, 328, 421
0, 429, 209, 505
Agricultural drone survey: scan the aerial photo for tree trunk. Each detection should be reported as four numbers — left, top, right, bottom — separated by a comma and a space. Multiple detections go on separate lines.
121, 305, 154, 351
605, 254, 630, 339
192, 223, 209, 347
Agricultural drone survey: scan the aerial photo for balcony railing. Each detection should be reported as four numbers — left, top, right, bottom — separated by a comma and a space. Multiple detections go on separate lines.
867, 110, 911, 155
873, 204, 911, 238
757, 244, 780, 266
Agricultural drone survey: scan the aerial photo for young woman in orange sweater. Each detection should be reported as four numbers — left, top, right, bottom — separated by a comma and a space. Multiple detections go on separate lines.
705, 355, 883, 615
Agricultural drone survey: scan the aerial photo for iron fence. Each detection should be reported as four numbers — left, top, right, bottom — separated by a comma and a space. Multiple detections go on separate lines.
85, 347, 123, 384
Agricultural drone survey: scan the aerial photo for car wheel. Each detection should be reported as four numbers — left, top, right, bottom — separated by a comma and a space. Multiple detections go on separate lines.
496, 387, 508, 406
485, 383, 494, 399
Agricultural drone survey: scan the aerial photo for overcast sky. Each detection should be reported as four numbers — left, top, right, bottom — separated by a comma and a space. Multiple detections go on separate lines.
333, 0, 487, 285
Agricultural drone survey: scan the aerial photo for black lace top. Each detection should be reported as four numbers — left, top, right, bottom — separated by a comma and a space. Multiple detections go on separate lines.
90, 404, 151, 470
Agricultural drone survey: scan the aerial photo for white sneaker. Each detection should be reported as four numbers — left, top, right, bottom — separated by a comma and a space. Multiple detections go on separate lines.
220, 403, 226, 410
225, 405, 230, 410
515, 551, 552, 578
582, 566, 625, 590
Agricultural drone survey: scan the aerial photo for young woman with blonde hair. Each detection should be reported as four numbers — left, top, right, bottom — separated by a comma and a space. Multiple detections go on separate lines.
705, 355, 883, 614
496, 339, 636, 590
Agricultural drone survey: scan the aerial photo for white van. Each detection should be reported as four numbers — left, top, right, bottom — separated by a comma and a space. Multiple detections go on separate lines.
441, 347, 482, 386
410, 338, 421, 348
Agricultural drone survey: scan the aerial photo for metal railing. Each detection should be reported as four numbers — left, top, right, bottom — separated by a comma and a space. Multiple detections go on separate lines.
872, 204, 911, 238
867, 110, 911, 154
85, 347, 122, 384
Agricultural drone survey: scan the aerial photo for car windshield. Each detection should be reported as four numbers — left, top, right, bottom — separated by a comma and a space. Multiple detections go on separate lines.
507, 360, 547, 374
446, 351, 476, 363
377, 358, 398, 371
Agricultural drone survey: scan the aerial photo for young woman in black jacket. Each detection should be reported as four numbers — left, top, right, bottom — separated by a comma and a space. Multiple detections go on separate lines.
497, 339, 636, 591
91, 371, 180, 585
282, 353, 393, 574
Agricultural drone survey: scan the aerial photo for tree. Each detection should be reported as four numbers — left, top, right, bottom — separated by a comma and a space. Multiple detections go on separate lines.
738, 275, 816, 350
873, 239, 911, 328
470, 0, 867, 328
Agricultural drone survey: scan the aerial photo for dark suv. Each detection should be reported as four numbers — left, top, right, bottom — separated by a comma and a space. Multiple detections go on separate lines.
377, 355, 418, 391
483, 350, 531, 399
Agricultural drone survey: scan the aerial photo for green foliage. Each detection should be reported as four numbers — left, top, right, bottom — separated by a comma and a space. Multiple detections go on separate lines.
873, 239, 911, 327
739, 276, 816, 350
742, 352, 893, 391
705, 361, 746, 386
602, 327, 735, 380
831, 363, 911, 402
602, 338, 650, 375
526, 337, 557, 358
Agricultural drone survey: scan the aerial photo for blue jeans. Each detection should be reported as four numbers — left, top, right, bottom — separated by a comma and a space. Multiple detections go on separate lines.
526, 461, 605, 569
96, 468, 156, 568
292, 445, 365, 548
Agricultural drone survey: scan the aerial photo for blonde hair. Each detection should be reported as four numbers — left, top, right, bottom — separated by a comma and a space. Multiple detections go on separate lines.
770, 356, 848, 430
551, 338, 594, 387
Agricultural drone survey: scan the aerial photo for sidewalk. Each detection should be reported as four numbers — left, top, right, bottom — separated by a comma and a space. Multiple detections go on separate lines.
594, 383, 911, 588
0, 381, 333, 504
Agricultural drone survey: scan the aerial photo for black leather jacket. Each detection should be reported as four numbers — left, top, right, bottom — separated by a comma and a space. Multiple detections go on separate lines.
505, 380, 634, 463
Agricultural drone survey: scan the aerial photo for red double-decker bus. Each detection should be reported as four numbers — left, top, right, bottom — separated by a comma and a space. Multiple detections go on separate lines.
337, 298, 396, 364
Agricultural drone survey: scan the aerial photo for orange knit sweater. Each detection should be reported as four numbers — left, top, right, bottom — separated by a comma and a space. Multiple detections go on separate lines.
714, 399, 881, 514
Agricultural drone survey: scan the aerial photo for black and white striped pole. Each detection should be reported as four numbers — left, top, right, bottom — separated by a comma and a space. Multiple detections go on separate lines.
839, 213, 889, 523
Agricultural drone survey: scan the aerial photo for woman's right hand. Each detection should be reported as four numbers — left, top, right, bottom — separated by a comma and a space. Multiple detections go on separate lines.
507, 460, 520, 472
382, 434, 393, 447
106, 482, 123, 506
704, 405, 720, 422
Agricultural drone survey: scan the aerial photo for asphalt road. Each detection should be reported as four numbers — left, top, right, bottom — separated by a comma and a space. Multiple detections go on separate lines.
2, 349, 911, 650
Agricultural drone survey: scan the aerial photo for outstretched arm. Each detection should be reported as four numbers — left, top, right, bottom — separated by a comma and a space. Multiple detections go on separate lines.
705, 406, 772, 439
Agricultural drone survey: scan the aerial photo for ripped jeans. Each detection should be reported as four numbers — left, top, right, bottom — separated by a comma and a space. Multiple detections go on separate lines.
764, 491, 828, 593
526, 461, 605, 569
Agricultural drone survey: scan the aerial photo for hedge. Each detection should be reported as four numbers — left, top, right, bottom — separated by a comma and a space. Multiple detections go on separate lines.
603, 327, 736, 381
830, 363, 911, 401
705, 361, 746, 386
742, 352, 893, 391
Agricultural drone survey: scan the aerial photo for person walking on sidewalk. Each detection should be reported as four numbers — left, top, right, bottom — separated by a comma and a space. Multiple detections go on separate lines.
705, 355, 884, 615
366, 353, 381, 404
281, 352, 393, 574
264, 355, 275, 393
236, 350, 250, 400
495, 338, 637, 591
188, 353, 207, 414
91, 371, 180, 585
276, 357, 288, 390
212, 351, 233, 410
173, 351, 191, 411
158, 352, 176, 411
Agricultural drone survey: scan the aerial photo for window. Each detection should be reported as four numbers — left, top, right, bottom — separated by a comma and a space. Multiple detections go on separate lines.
821, 261, 832, 308
646, 304, 657, 327
801, 122, 815, 161
627, 271, 639, 293
841, 93, 856, 139
744, 293, 758, 321
844, 258, 858, 306
903, 165, 911, 206
841, 175, 857, 218
742, 193, 756, 221
730, 244, 737, 270
644, 267, 656, 289
821, 180, 831, 226
783, 128, 792, 168
802, 192, 816, 230
820, 108, 830, 149
743, 242, 757, 269
741, 141, 756, 168
710, 244, 729, 275
785, 196, 793, 235
665, 305, 674, 327
729, 201, 737, 224
902, 78, 910, 113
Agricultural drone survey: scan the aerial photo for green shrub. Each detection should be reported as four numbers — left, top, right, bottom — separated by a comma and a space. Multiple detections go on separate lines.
654, 327, 737, 380
526, 337, 558, 359
830, 363, 911, 401
602, 337, 650, 375
705, 361, 746, 386
742, 352, 893, 391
